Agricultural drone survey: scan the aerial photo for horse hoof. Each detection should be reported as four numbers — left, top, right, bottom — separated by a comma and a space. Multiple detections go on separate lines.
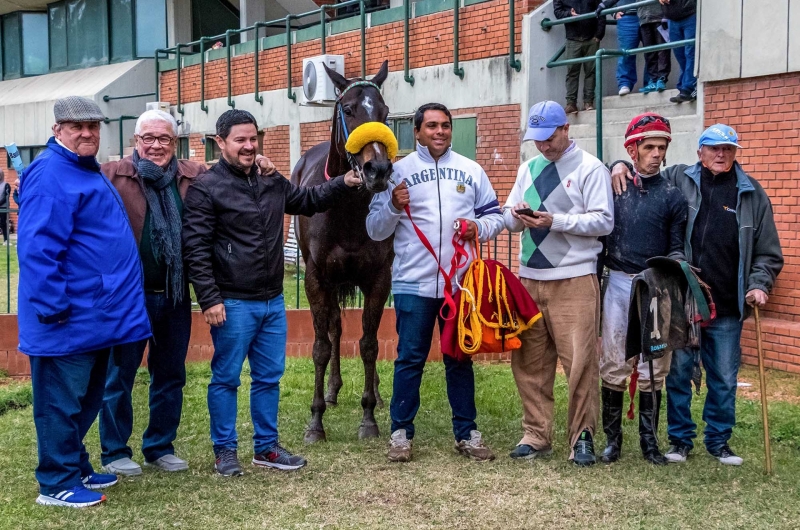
325, 399, 338, 407
304, 429, 327, 444
375, 398, 385, 409
358, 423, 380, 439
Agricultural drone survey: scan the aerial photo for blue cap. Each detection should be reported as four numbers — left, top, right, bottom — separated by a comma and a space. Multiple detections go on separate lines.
524, 101, 568, 142
698, 124, 742, 148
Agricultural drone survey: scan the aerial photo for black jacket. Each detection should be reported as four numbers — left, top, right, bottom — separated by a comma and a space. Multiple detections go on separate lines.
661, 0, 695, 21
553, 0, 606, 41
183, 157, 351, 310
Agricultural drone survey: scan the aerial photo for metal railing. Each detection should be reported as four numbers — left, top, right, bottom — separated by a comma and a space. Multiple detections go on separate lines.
541, 0, 694, 160
102, 92, 156, 102
155, 0, 521, 107
0, 208, 17, 314
104, 116, 140, 159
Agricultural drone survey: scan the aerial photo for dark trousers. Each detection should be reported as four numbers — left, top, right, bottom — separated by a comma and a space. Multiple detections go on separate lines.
100, 293, 191, 465
0, 212, 8, 241
564, 38, 600, 104
639, 22, 671, 83
30, 348, 111, 495
390, 294, 478, 441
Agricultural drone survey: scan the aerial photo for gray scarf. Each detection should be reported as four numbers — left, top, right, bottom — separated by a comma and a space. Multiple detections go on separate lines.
134, 151, 183, 303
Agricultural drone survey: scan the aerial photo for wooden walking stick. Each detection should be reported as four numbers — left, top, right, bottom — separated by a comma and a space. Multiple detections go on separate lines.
753, 306, 773, 475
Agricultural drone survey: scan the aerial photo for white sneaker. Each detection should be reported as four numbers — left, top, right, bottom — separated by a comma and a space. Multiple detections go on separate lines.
618, 86, 631, 96
387, 429, 412, 462
665, 444, 690, 463
144, 454, 189, 472
102, 457, 142, 476
712, 444, 743, 466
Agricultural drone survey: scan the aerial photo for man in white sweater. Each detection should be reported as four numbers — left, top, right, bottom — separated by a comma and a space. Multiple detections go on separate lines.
367, 103, 505, 463
504, 101, 613, 466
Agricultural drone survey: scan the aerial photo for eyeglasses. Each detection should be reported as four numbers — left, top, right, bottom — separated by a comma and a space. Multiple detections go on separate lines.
138, 135, 175, 146
626, 115, 670, 136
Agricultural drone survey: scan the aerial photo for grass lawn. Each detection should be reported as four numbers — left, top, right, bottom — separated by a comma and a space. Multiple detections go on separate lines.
0, 243, 18, 314
1, 359, 800, 529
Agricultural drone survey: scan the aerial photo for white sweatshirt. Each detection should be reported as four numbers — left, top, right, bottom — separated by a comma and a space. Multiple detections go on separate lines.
367, 144, 505, 298
503, 143, 614, 281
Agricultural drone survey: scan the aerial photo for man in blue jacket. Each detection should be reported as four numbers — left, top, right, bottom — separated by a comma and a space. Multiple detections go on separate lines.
17, 96, 151, 507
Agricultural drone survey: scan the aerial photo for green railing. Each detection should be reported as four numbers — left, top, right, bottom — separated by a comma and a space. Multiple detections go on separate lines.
155, 0, 522, 106
104, 115, 140, 158
542, 0, 694, 160
103, 92, 156, 102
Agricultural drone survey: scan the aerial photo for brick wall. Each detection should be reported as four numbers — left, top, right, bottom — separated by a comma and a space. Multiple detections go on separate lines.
159, 0, 539, 106
705, 71, 800, 372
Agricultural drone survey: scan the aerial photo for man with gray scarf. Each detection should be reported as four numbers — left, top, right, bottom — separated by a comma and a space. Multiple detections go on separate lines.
99, 110, 205, 475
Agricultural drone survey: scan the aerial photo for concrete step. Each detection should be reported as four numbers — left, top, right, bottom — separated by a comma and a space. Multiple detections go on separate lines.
568, 98, 698, 126
597, 89, 691, 109
568, 114, 700, 140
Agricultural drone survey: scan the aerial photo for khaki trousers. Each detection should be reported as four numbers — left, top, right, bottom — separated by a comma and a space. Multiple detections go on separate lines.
512, 275, 601, 454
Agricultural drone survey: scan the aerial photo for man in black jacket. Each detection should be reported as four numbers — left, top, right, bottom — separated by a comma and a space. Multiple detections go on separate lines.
183, 110, 360, 477
554, 0, 607, 114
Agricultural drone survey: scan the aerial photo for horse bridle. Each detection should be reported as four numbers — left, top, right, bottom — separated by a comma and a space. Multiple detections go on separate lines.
335, 80, 382, 187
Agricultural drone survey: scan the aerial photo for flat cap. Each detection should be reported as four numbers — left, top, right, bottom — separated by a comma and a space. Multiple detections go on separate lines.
54, 96, 105, 123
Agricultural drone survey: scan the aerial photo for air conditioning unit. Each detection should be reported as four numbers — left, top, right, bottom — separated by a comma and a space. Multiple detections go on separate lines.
301, 55, 344, 107
146, 101, 171, 113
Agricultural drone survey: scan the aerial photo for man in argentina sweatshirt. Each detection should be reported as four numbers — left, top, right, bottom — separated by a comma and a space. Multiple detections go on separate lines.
367, 103, 505, 463
504, 101, 613, 466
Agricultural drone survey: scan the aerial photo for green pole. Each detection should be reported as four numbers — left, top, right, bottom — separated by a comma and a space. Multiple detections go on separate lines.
404, 0, 414, 85
154, 49, 162, 101
287, 17, 297, 102
360, 0, 366, 78
595, 50, 603, 161
453, 0, 464, 79
254, 24, 264, 105
508, 0, 521, 71
176, 44, 184, 115
320, 7, 327, 55
226, 30, 235, 108
200, 38, 208, 113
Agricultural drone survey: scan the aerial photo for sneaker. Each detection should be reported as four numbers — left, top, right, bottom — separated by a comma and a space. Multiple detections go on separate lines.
144, 454, 189, 472
387, 429, 412, 463
665, 444, 691, 463
36, 486, 106, 508
81, 473, 118, 490
583, 101, 595, 111
214, 448, 243, 476
670, 90, 697, 103
455, 430, 496, 461
565, 102, 579, 114
710, 444, 743, 466
618, 86, 631, 96
102, 457, 142, 476
572, 429, 596, 467
509, 443, 553, 460
656, 79, 667, 92
253, 444, 307, 471
638, 82, 659, 94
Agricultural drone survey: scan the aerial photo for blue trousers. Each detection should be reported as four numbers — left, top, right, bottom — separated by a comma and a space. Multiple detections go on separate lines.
669, 14, 697, 94
666, 316, 744, 453
100, 292, 192, 465
616, 13, 647, 90
390, 294, 478, 441
208, 296, 287, 455
30, 348, 111, 495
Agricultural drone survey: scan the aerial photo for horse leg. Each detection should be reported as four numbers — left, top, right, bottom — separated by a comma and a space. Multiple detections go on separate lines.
325, 305, 343, 406
357, 278, 391, 439
304, 272, 334, 444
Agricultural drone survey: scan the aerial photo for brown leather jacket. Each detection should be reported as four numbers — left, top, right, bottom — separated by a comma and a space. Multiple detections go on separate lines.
102, 155, 207, 244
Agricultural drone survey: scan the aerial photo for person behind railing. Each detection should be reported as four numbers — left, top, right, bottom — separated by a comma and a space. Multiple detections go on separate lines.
595, 0, 650, 96
661, 0, 697, 103
609, 124, 783, 466
96, 110, 207, 478
503, 101, 613, 467
18, 96, 152, 508
553, 0, 607, 114
0, 167, 9, 245
602, 0, 670, 93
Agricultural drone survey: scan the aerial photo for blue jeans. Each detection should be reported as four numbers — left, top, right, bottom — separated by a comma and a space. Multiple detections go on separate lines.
390, 294, 478, 441
666, 316, 743, 453
669, 14, 697, 94
208, 296, 287, 455
100, 292, 192, 465
30, 348, 111, 495
616, 14, 647, 90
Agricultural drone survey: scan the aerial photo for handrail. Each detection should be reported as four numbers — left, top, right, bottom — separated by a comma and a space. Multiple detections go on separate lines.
103, 92, 156, 102
200, 38, 208, 112
508, 0, 521, 72
541, 0, 659, 30
453, 0, 464, 79
176, 44, 184, 115
286, 15, 297, 102
103, 115, 140, 159
404, 0, 414, 85
226, 30, 235, 108
545, 38, 695, 160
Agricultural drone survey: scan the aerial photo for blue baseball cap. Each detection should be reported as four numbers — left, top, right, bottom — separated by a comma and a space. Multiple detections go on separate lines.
524, 101, 568, 142
698, 124, 742, 148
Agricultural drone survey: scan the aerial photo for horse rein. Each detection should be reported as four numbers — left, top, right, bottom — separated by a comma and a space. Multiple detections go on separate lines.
334, 80, 382, 188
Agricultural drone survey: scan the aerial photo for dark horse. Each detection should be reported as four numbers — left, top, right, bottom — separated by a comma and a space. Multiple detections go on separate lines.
290, 61, 394, 442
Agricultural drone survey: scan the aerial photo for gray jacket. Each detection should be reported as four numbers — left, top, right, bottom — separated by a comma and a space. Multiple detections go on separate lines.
661, 161, 783, 320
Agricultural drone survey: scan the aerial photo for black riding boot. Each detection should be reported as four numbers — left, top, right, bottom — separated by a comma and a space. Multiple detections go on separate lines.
639, 390, 667, 465
601, 387, 623, 464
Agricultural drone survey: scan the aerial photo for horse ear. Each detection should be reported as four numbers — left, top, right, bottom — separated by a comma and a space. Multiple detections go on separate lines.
371, 60, 389, 88
323, 63, 350, 94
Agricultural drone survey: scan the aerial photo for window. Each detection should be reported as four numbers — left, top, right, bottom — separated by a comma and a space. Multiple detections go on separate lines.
177, 137, 190, 160
1, 14, 22, 79
451, 117, 477, 161
135, 0, 167, 58
6, 146, 47, 168
49, 3, 68, 71
66, 0, 109, 68
109, 0, 134, 62
1, 12, 48, 79
205, 137, 221, 163
191, 0, 239, 46
387, 117, 415, 157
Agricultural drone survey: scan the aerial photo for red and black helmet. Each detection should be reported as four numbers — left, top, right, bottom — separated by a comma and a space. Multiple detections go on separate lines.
624, 113, 672, 148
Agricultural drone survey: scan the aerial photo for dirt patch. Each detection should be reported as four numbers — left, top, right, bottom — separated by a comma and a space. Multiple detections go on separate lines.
736, 366, 800, 405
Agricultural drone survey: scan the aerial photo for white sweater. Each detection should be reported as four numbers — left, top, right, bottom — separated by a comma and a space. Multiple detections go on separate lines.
503, 144, 614, 281
367, 144, 505, 298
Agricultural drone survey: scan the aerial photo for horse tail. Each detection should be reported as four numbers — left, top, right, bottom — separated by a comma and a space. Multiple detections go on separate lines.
336, 282, 359, 309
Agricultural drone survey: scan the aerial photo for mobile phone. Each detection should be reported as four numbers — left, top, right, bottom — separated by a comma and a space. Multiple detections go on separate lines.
515, 207, 536, 217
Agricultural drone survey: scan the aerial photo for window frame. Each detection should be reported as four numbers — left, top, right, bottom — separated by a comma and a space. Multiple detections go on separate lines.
387, 115, 415, 158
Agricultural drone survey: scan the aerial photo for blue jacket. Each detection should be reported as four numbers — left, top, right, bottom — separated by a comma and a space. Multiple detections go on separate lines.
17, 137, 151, 356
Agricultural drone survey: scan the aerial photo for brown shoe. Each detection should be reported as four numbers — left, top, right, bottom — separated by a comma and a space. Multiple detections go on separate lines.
584, 101, 595, 111
565, 102, 579, 114
455, 430, 496, 461
387, 429, 412, 463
